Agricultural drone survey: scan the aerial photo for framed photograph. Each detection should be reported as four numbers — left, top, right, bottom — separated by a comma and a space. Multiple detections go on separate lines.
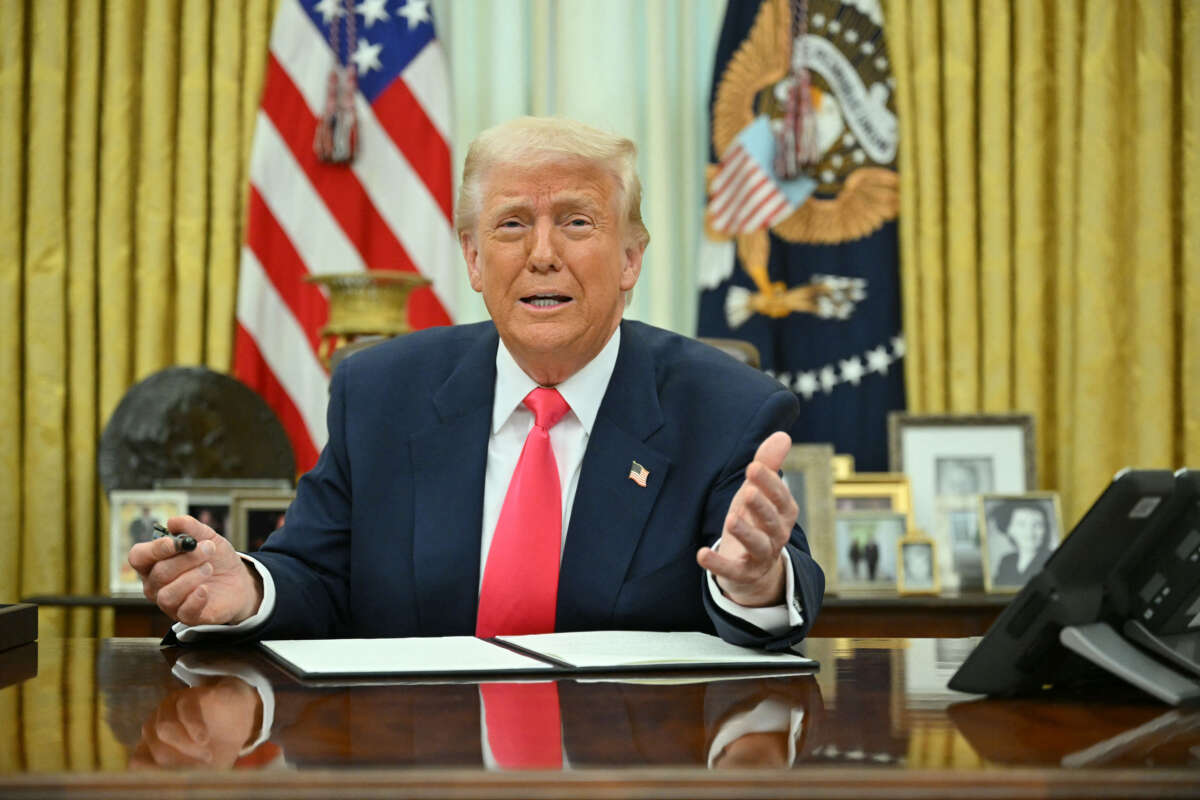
888, 413, 1035, 538
154, 478, 293, 541
108, 490, 189, 596
898, 537, 940, 595
833, 511, 907, 595
229, 489, 296, 552
833, 473, 914, 525
781, 443, 836, 593
932, 495, 985, 592
979, 492, 1064, 593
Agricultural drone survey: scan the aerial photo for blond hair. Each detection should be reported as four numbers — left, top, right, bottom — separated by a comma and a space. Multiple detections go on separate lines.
454, 117, 650, 250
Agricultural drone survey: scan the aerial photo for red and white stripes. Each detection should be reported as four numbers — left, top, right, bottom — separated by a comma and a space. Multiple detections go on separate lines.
235, 0, 455, 472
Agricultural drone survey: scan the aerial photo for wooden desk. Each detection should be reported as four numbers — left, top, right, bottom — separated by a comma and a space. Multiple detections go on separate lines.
1, 637, 1197, 799
25, 593, 1009, 639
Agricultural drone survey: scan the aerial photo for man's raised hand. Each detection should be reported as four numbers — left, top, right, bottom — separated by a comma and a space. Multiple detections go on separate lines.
697, 431, 799, 607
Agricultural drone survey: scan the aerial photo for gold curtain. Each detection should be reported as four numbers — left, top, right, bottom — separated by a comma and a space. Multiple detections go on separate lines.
885, 0, 1199, 525
0, 0, 274, 636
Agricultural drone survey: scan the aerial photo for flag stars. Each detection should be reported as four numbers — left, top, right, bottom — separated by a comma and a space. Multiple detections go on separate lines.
840, 356, 865, 385
314, 0, 345, 24
819, 366, 838, 394
351, 38, 383, 74
795, 372, 819, 400
397, 0, 431, 29
788, 335, 906, 403
356, 0, 389, 27
866, 346, 891, 375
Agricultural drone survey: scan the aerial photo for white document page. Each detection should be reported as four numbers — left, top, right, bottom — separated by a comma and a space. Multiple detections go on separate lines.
261, 636, 557, 677
497, 630, 816, 670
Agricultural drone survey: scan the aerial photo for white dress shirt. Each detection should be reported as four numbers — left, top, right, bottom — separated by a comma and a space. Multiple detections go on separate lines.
176, 326, 802, 642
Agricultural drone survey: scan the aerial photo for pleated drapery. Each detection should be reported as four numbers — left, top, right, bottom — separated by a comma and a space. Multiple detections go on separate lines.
0, 0, 275, 635
886, 0, 1199, 525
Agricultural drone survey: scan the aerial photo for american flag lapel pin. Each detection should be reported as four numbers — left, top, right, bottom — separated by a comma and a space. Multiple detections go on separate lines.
628, 461, 649, 487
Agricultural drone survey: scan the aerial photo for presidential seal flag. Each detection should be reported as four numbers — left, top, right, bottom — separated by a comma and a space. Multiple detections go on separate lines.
235, 0, 455, 473
698, 0, 904, 471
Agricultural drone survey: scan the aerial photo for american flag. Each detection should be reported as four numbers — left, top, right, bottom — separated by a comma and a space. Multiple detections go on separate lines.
628, 461, 649, 488
234, 0, 455, 472
706, 116, 815, 235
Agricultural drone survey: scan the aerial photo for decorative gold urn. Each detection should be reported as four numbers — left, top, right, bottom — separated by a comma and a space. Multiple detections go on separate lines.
305, 270, 430, 368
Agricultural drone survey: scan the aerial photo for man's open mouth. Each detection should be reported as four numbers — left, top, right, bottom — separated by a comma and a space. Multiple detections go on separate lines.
521, 294, 572, 308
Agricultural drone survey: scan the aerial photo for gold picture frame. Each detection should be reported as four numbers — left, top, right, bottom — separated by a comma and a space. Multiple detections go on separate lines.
978, 492, 1064, 594
897, 536, 940, 595
831, 454, 856, 481
781, 443, 837, 594
833, 473, 915, 531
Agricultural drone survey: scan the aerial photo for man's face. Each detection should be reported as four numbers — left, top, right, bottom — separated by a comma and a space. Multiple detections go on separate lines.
461, 159, 644, 385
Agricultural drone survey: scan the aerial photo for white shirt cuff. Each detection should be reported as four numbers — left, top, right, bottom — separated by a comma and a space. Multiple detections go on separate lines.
705, 538, 804, 636
170, 656, 277, 756
707, 698, 805, 767
172, 555, 277, 643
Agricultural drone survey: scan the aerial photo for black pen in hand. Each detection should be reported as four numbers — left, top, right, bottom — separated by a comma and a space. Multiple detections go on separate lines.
152, 522, 197, 553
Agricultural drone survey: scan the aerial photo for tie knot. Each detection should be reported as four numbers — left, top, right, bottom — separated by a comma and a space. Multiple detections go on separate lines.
524, 388, 570, 430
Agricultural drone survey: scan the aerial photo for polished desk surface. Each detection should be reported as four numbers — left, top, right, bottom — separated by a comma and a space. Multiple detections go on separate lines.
23, 592, 1012, 639
1, 637, 1198, 799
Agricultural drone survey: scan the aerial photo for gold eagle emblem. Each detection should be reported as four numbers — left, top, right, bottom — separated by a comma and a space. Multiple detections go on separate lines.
707, 0, 900, 321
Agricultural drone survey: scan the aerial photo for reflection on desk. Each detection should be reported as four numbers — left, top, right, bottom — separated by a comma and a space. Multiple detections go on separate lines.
2, 637, 1198, 799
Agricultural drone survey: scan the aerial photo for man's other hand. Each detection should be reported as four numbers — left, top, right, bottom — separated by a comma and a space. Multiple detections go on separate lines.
130, 676, 263, 769
697, 431, 798, 607
128, 515, 264, 627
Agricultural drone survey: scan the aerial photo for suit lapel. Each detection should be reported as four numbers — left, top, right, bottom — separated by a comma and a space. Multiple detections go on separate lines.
558, 322, 671, 629
410, 325, 498, 636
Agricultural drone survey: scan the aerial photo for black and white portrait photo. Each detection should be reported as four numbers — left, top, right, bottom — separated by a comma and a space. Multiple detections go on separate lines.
899, 539, 938, 594
935, 456, 995, 497
981, 494, 1064, 592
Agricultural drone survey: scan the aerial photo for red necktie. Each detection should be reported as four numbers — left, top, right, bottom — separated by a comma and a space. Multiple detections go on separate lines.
480, 682, 563, 769
476, 387, 570, 638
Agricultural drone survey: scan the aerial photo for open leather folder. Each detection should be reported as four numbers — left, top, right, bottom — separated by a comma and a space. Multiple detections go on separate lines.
260, 630, 818, 679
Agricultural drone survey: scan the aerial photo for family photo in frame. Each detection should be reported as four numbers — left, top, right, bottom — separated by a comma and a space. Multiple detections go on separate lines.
229, 489, 297, 553
108, 490, 188, 596
834, 511, 907, 594
889, 413, 1036, 593
979, 493, 1064, 593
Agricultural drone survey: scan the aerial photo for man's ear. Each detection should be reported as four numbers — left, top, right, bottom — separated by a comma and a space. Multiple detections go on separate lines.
619, 242, 645, 292
461, 232, 483, 293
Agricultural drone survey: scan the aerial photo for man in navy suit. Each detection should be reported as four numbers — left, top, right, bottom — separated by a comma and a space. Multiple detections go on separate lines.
130, 118, 825, 650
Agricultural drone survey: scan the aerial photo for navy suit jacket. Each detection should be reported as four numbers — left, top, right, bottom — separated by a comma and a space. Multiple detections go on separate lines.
249, 319, 824, 649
